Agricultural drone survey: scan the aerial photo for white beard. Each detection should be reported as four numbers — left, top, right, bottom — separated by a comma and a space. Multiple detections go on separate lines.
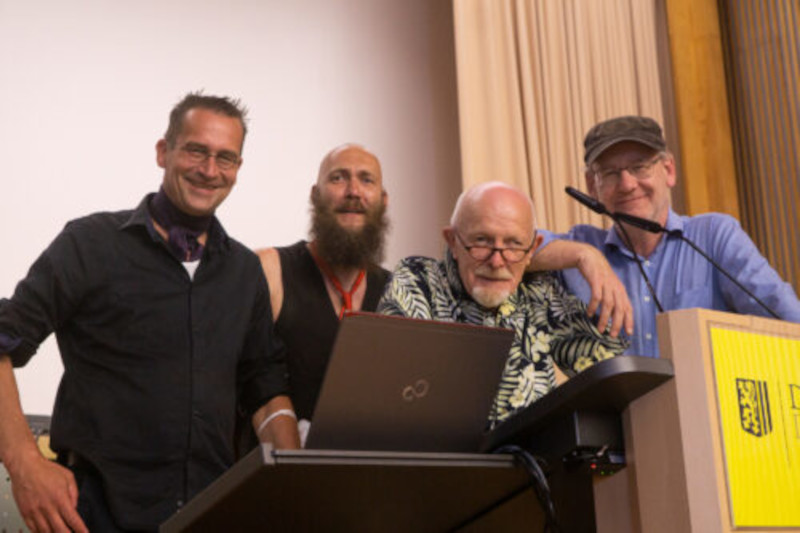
470, 286, 512, 309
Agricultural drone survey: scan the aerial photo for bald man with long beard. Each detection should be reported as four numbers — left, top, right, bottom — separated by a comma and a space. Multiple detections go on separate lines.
378, 182, 627, 426
255, 144, 391, 433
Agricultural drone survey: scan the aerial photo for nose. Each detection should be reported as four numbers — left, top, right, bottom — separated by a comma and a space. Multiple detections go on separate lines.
197, 155, 221, 178
617, 168, 638, 190
486, 248, 507, 268
345, 177, 363, 197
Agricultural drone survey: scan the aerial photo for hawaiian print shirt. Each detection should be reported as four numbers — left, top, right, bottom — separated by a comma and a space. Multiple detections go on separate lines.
377, 252, 629, 426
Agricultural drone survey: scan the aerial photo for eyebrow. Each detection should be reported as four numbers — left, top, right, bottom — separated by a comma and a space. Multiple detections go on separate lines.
184, 141, 239, 157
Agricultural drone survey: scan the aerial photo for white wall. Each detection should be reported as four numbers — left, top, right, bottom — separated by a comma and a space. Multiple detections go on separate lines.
0, 0, 462, 415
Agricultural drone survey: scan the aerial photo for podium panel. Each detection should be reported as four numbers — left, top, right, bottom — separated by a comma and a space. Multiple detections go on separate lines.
623, 308, 800, 533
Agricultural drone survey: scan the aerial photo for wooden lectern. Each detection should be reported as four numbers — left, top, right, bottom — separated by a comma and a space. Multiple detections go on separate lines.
163, 356, 674, 532
161, 309, 798, 532
604, 308, 800, 532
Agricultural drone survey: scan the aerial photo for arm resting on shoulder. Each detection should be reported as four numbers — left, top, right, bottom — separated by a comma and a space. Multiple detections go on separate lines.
0, 355, 87, 533
531, 239, 633, 337
252, 394, 300, 449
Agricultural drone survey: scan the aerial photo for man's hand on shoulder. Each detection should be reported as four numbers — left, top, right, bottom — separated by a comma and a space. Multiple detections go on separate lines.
574, 245, 633, 338
531, 239, 633, 337
5, 449, 87, 533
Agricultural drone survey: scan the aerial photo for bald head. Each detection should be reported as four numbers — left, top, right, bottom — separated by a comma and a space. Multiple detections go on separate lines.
445, 181, 541, 309
317, 143, 383, 187
450, 181, 536, 235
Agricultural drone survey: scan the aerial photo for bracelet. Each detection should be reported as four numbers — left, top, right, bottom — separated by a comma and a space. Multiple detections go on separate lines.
256, 409, 297, 436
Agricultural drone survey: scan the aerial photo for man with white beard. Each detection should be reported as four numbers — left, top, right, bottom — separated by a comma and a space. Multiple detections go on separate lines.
378, 181, 627, 426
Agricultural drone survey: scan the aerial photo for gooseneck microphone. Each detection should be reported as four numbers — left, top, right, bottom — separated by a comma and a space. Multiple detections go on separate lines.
565, 186, 609, 216
565, 187, 780, 319
565, 186, 665, 312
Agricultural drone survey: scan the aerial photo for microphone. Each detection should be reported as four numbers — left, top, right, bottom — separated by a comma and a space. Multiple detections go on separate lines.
611, 212, 665, 234
565, 186, 609, 215
564, 187, 664, 313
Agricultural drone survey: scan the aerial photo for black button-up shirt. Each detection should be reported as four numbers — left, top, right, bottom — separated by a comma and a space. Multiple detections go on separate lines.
0, 195, 288, 529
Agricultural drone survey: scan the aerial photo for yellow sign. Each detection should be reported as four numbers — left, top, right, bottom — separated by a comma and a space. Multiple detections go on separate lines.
710, 327, 800, 527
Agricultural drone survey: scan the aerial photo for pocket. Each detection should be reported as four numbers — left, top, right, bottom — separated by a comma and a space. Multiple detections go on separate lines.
672, 286, 714, 310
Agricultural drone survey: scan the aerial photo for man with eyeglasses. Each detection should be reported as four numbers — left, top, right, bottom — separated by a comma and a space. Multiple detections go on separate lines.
378, 181, 627, 426
534, 115, 800, 357
0, 93, 300, 532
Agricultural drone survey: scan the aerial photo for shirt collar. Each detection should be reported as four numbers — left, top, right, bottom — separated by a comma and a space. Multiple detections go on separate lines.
604, 208, 681, 254
121, 193, 230, 255
663, 208, 683, 234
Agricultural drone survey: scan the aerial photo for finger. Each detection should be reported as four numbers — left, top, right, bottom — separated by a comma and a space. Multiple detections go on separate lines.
586, 284, 601, 318
28, 510, 52, 533
607, 302, 623, 338
60, 472, 88, 533
613, 289, 634, 336
595, 291, 613, 335
61, 505, 89, 533
41, 506, 72, 533
65, 471, 79, 507
24, 516, 39, 533
623, 300, 634, 335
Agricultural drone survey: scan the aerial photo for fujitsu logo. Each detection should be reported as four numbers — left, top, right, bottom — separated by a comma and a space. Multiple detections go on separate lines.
737, 378, 772, 437
401, 379, 430, 402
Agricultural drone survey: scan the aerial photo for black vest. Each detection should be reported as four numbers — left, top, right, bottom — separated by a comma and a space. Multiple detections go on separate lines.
276, 240, 390, 420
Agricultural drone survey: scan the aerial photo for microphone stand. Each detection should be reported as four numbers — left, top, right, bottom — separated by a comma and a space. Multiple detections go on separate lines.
609, 218, 665, 313
565, 187, 665, 313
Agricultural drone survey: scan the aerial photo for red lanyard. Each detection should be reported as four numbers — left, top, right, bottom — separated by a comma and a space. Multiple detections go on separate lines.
310, 247, 366, 319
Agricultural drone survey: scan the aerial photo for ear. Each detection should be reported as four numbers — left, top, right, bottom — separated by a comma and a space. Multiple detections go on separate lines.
662, 153, 677, 189
584, 169, 598, 198
524, 232, 545, 267
443, 226, 456, 251
381, 189, 388, 208
530, 232, 544, 254
310, 184, 319, 201
156, 139, 168, 169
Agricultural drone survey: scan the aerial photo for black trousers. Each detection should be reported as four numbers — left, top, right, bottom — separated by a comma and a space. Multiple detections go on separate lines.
68, 457, 156, 533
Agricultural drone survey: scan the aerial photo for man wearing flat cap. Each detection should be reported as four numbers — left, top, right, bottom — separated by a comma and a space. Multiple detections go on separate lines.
535, 115, 800, 357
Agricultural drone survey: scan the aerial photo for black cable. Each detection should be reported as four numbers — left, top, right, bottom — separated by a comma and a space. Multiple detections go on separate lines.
565, 186, 665, 314
667, 229, 780, 319
493, 445, 563, 533
613, 219, 665, 313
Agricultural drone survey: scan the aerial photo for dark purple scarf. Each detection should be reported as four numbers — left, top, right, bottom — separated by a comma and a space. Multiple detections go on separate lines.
149, 188, 212, 262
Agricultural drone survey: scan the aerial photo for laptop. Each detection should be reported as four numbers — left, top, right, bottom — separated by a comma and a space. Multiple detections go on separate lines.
304, 313, 514, 453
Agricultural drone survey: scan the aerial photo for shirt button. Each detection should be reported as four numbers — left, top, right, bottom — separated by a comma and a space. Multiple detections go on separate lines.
177, 500, 184, 508
644, 260, 651, 267
644, 296, 651, 303
645, 333, 652, 340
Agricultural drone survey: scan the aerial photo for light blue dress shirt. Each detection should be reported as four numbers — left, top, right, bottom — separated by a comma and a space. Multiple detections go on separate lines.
540, 210, 800, 357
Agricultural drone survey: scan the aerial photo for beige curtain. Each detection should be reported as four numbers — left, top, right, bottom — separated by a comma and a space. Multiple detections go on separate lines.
453, 0, 667, 232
